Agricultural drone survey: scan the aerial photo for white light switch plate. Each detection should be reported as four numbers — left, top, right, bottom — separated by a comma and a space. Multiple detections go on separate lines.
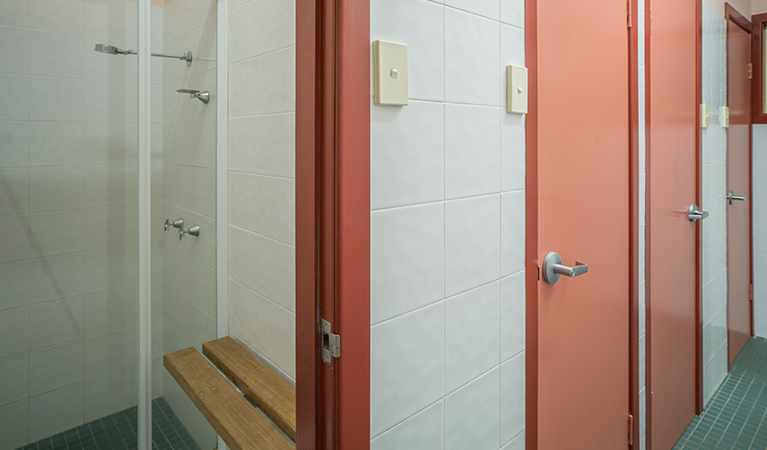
506, 65, 528, 114
700, 104, 709, 128
720, 106, 729, 128
373, 40, 408, 106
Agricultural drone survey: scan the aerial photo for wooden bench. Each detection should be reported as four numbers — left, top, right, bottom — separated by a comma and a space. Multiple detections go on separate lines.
164, 337, 296, 450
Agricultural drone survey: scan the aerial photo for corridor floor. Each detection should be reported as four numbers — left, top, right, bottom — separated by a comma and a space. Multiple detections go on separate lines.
673, 337, 767, 450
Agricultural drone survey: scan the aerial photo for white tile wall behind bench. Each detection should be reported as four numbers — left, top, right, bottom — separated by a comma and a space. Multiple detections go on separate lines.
370, 0, 526, 448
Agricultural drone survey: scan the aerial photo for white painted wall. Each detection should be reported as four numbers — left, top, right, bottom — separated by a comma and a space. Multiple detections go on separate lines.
226, 0, 297, 385
370, 0, 526, 448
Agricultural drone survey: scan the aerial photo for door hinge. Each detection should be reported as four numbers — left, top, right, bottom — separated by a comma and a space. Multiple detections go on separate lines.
750, 284, 754, 302
321, 319, 341, 364
748, 63, 754, 80
627, 413, 635, 445
627, 0, 632, 28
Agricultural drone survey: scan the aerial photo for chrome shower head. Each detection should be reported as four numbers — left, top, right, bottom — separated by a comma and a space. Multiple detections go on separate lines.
94, 44, 132, 55
176, 89, 210, 105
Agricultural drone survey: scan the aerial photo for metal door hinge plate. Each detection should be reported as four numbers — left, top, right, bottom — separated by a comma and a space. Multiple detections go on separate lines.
750, 284, 754, 302
748, 63, 754, 80
321, 319, 340, 364
627, 414, 634, 445
627, 0, 632, 28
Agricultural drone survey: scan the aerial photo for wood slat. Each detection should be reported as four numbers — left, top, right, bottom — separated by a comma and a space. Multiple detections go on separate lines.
202, 337, 298, 442
163, 347, 294, 450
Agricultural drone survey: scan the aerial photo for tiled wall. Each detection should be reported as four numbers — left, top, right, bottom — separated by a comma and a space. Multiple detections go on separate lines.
226, 0, 297, 384
369, 0, 526, 448
701, 3, 730, 405
753, 125, 767, 337
159, 0, 219, 448
638, 3, 647, 449
0, 1, 162, 447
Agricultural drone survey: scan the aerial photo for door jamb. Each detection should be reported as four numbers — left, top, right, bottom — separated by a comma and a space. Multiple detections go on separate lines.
295, 1, 371, 449
524, 0, 640, 447
723, 2, 755, 361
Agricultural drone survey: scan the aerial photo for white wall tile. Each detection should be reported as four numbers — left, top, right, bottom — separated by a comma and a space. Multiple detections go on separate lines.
0, 168, 29, 215
0, 121, 29, 167
82, 287, 137, 336
445, 195, 501, 296
83, 327, 137, 378
371, 0, 444, 101
29, 166, 83, 212
371, 204, 444, 324
0, 0, 28, 28
0, 308, 29, 359
229, 280, 296, 378
501, 113, 525, 192
228, 0, 294, 64
445, 283, 500, 393
371, 401, 443, 450
501, 432, 525, 450
0, 27, 29, 74
82, 245, 138, 293
28, 254, 84, 304
500, 271, 525, 361
0, 74, 29, 121
29, 76, 83, 122
229, 46, 295, 117
83, 368, 132, 422
0, 354, 29, 406
28, 31, 83, 78
228, 172, 295, 244
445, 104, 501, 199
0, 401, 29, 450
0, 215, 29, 264
29, 298, 83, 350
500, 352, 525, 445
83, 165, 137, 207
228, 113, 295, 178
371, 303, 444, 438
0, 261, 29, 312
29, 122, 84, 166
500, 24, 525, 107
28, 210, 84, 257
501, 191, 525, 276
28, 384, 83, 442
500, 0, 524, 28
445, 368, 500, 450
446, 0, 499, 20
29, 341, 83, 396
371, 100, 444, 209
445, 9, 500, 106
29, 0, 84, 35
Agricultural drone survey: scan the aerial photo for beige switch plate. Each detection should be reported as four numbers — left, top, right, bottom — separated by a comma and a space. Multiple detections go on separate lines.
507, 65, 528, 114
720, 106, 730, 128
700, 104, 709, 128
373, 40, 408, 106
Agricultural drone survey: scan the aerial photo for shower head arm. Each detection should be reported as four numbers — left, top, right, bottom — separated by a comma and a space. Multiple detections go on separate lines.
150, 51, 193, 66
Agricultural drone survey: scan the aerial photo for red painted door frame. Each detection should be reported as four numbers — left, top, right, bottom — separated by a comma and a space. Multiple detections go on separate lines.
524, 0, 640, 447
296, 1, 370, 449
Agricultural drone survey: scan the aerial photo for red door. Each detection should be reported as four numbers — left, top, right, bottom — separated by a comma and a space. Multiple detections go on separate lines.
726, 10, 753, 365
533, 0, 631, 448
647, 0, 699, 448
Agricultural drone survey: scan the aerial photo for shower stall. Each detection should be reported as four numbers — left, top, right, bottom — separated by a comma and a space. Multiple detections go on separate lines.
0, 0, 223, 449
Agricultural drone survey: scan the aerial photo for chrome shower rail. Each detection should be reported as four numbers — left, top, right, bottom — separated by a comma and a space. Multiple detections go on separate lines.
94, 44, 193, 67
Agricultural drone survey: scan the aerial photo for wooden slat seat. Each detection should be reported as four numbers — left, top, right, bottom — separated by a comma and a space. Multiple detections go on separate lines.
163, 347, 294, 450
202, 337, 298, 442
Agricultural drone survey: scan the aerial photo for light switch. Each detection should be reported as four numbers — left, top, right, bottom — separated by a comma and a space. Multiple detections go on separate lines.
373, 40, 408, 106
507, 65, 528, 114
720, 106, 730, 128
700, 104, 709, 128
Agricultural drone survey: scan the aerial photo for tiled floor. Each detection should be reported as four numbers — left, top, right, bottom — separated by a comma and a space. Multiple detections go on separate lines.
16, 398, 200, 450
674, 337, 767, 450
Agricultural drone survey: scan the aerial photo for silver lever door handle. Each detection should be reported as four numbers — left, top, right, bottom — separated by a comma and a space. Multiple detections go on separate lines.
688, 204, 709, 222
543, 252, 589, 284
727, 190, 747, 205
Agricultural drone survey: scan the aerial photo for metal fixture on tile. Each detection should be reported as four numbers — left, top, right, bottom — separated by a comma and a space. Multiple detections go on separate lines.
94, 44, 194, 66
688, 203, 709, 222
542, 252, 589, 285
164, 218, 184, 231
179, 224, 200, 241
727, 190, 747, 205
176, 89, 210, 104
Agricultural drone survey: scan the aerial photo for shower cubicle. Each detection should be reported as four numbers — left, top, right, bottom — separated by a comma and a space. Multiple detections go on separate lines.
0, 0, 223, 448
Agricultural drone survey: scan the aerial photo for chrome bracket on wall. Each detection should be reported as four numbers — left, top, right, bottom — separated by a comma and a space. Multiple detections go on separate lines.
321, 319, 340, 364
